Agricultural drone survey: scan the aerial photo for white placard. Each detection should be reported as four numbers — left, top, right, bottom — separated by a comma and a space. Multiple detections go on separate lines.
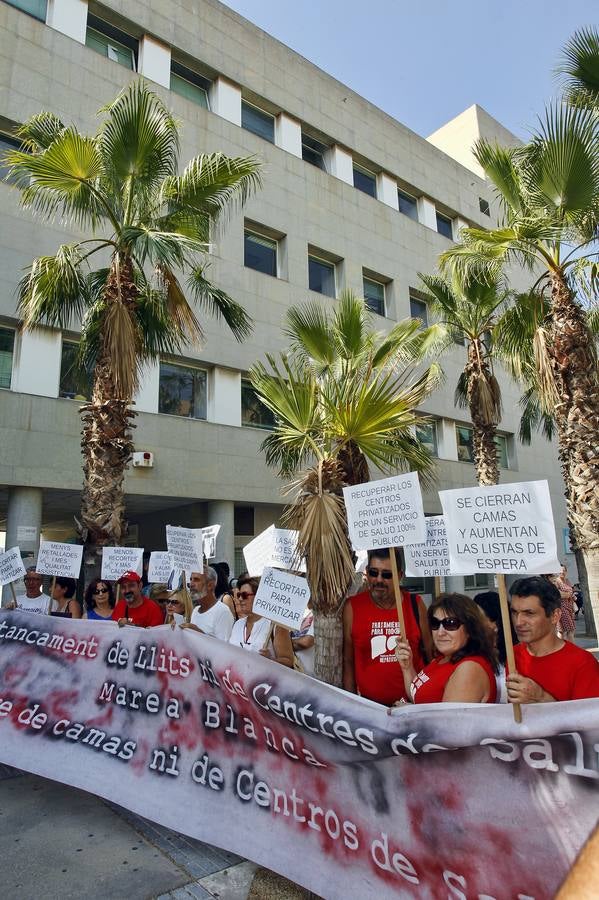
439, 480, 560, 575
243, 525, 305, 577
101, 546, 144, 581
0, 547, 26, 587
405, 516, 451, 578
148, 551, 175, 584
36, 541, 83, 579
253, 566, 310, 631
166, 525, 203, 573
201, 525, 221, 561
343, 473, 426, 551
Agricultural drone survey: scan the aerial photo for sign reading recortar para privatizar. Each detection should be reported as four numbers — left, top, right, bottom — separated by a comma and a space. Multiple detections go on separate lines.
252, 566, 310, 631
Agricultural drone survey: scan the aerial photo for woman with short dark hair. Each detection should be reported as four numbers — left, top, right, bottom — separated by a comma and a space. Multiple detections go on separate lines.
395, 593, 498, 703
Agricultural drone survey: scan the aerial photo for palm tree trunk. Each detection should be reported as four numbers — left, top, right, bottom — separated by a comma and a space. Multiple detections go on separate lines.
574, 547, 596, 638
471, 418, 499, 486
313, 609, 343, 686
548, 272, 599, 633
78, 257, 137, 549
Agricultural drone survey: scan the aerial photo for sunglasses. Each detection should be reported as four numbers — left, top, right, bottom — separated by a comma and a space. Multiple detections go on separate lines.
238, 591, 255, 600
367, 567, 393, 580
166, 599, 183, 605
93, 587, 109, 594
431, 617, 462, 632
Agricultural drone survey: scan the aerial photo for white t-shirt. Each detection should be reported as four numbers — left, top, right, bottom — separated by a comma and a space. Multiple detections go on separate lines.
16, 593, 52, 615
230, 616, 272, 653
190, 600, 234, 641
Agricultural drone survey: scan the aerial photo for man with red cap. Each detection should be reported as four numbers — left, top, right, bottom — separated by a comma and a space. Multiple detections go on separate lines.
112, 571, 164, 627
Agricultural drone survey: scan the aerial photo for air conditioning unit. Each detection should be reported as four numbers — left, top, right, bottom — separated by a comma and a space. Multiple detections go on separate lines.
132, 451, 154, 468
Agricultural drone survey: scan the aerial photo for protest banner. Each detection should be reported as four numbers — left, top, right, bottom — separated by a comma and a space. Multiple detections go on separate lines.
36, 541, 83, 579
101, 547, 144, 582
440, 480, 560, 724
0, 546, 26, 588
253, 567, 310, 631
404, 516, 450, 579
201, 525, 221, 561
166, 525, 203, 573
243, 525, 305, 576
343, 473, 426, 637
0, 610, 596, 899
147, 552, 175, 584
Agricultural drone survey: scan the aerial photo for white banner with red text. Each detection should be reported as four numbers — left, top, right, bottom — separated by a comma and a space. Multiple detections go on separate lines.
0, 610, 597, 899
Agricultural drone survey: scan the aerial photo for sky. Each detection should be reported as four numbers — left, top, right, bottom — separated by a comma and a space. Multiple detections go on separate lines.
220, 0, 597, 140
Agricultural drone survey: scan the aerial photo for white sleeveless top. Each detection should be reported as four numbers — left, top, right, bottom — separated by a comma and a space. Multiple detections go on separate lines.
230, 616, 271, 653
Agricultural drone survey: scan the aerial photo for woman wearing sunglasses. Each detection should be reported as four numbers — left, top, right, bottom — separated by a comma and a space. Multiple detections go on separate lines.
164, 590, 193, 626
395, 593, 498, 703
229, 575, 294, 667
84, 579, 116, 621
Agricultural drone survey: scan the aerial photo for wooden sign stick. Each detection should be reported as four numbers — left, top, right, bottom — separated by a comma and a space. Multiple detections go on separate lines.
389, 548, 407, 641
50, 576, 56, 611
497, 573, 522, 724
9, 582, 17, 606
115, 583, 121, 603
434, 576, 442, 600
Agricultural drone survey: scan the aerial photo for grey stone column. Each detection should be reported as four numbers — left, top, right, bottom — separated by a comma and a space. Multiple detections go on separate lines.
206, 500, 235, 570
2, 486, 43, 605
443, 575, 465, 594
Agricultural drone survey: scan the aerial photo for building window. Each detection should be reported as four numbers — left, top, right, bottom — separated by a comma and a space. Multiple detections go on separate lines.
241, 379, 275, 429
0, 328, 15, 389
464, 573, 494, 589
410, 296, 428, 325
234, 506, 254, 535
170, 62, 210, 108
495, 434, 509, 469
363, 276, 386, 316
479, 198, 490, 216
158, 361, 207, 419
244, 229, 277, 277
353, 164, 376, 198
59, 341, 92, 400
308, 255, 336, 298
0, 132, 21, 182
302, 134, 327, 170
416, 422, 438, 457
398, 190, 418, 221
86, 15, 138, 70
436, 211, 454, 239
5, 0, 47, 20
456, 425, 475, 463
241, 101, 274, 143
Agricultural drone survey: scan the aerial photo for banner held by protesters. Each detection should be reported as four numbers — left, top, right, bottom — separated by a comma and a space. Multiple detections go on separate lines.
0, 609, 596, 899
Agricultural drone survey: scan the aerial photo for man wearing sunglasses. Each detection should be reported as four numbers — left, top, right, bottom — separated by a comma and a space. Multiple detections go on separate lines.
180, 566, 234, 641
343, 548, 433, 705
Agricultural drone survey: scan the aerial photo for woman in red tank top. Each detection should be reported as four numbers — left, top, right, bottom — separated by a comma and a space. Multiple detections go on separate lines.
395, 593, 498, 704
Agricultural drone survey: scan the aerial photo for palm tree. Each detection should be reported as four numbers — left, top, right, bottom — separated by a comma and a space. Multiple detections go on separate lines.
418, 272, 509, 486
557, 26, 599, 110
250, 290, 442, 684
440, 104, 599, 632
6, 81, 261, 549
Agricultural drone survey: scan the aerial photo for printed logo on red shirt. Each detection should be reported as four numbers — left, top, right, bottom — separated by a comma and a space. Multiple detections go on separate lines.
370, 620, 402, 661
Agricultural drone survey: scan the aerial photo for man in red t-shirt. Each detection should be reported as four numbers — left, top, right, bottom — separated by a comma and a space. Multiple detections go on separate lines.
112, 572, 164, 628
343, 547, 433, 706
507, 576, 599, 703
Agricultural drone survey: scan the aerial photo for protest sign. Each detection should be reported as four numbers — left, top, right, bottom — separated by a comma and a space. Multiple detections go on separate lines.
166, 525, 203, 572
0, 609, 596, 899
36, 541, 83, 579
243, 525, 305, 576
253, 567, 310, 631
343, 473, 426, 552
147, 552, 175, 584
404, 516, 450, 579
0, 546, 26, 587
101, 547, 144, 581
439, 480, 560, 575
201, 525, 221, 561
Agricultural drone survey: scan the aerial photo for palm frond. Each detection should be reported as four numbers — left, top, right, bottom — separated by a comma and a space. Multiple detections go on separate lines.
18, 244, 88, 328
454, 370, 469, 409
121, 225, 208, 268
162, 153, 262, 223
518, 385, 555, 444
556, 26, 599, 110
187, 268, 253, 341
16, 112, 65, 152
284, 301, 337, 371
473, 140, 526, 216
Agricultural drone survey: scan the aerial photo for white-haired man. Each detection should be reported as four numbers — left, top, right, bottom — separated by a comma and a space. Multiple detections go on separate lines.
181, 566, 234, 641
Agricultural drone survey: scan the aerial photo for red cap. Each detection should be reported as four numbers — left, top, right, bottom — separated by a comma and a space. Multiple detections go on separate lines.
118, 571, 142, 584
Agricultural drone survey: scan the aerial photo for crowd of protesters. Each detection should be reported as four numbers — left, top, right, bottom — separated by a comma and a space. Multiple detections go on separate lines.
5, 544, 599, 705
